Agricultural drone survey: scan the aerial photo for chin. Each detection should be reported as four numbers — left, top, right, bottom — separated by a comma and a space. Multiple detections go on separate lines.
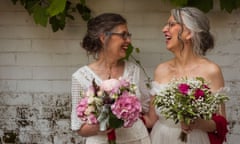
120, 51, 127, 57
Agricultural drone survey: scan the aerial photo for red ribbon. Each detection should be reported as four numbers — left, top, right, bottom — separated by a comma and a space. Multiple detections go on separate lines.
208, 114, 228, 144
107, 129, 116, 144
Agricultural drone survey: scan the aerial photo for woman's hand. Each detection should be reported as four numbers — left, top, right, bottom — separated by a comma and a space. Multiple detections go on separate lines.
97, 128, 115, 135
180, 122, 192, 133
184, 118, 216, 132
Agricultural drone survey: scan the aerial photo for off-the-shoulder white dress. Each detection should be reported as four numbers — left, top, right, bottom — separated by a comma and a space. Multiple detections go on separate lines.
71, 61, 151, 144
150, 81, 210, 144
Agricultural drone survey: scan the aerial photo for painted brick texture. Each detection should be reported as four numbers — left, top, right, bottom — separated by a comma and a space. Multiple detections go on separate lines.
0, 0, 240, 143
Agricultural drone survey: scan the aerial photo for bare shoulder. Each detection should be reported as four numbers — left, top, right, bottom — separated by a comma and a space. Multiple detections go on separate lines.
154, 60, 173, 82
201, 59, 222, 76
201, 58, 224, 90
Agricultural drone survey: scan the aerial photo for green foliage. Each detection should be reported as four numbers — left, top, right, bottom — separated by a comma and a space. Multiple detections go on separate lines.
11, 0, 240, 32
11, 0, 91, 32
220, 0, 240, 13
165, 0, 240, 13
109, 111, 124, 129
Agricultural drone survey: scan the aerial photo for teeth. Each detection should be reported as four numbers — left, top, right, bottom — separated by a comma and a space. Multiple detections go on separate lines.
165, 35, 171, 40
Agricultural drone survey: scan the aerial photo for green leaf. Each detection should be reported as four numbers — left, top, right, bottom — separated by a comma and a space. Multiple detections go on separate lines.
124, 43, 134, 60
109, 112, 124, 128
49, 15, 66, 32
33, 5, 48, 27
24, 0, 39, 14
76, 3, 92, 21
47, 0, 67, 17
187, 0, 213, 13
220, 0, 240, 13
169, 0, 188, 6
135, 47, 140, 53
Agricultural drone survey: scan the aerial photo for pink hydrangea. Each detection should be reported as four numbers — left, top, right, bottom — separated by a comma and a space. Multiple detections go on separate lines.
111, 92, 142, 128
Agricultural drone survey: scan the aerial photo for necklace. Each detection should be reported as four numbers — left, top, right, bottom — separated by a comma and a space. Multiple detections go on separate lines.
108, 66, 112, 79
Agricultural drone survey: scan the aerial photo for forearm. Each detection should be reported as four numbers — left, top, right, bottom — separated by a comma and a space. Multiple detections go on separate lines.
191, 119, 216, 132
200, 119, 216, 132
142, 114, 158, 128
77, 123, 99, 137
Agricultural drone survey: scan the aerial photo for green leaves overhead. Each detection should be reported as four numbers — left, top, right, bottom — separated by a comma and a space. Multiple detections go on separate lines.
169, 0, 188, 6
33, 5, 48, 27
11, 0, 240, 32
165, 0, 239, 13
11, 0, 91, 32
47, 0, 66, 17
186, 0, 213, 13
220, 0, 240, 13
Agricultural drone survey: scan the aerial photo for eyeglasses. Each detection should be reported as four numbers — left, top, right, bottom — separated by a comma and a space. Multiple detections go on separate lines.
107, 31, 132, 40
164, 21, 179, 29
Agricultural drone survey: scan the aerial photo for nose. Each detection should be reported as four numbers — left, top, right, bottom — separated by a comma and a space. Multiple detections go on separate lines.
162, 24, 168, 33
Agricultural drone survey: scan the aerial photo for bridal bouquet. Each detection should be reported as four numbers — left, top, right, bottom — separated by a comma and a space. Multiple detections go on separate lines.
76, 78, 142, 144
153, 77, 229, 142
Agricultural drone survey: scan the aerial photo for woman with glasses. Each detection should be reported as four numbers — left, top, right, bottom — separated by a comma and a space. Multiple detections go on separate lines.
142, 7, 228, 144
71, 13, 151, 144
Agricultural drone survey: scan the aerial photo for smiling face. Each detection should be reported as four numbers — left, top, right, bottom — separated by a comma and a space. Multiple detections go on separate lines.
162, 15, 192, 53
101, 24, 131, 60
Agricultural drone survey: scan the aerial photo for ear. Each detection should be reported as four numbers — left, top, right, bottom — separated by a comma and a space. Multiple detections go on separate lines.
185, 30, 192, 40
99, 33, 106, 43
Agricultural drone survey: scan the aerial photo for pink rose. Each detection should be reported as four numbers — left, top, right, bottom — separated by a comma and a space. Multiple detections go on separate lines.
88, 113, 98, 124
76, 97, 88, 120
119, 78, 130, 87
194, 88, 205, 99
178, 83, 190, 95
100, 79, 121, 93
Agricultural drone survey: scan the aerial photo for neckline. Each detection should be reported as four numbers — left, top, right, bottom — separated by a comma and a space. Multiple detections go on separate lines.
84, 61, 128, 82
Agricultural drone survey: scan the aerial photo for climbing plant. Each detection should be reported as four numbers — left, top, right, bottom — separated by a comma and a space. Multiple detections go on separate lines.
11, 0, 91, 32
11, 0, 240, 32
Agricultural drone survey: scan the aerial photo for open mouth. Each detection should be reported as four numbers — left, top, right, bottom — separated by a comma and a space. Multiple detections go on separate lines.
165, 34, 172, 42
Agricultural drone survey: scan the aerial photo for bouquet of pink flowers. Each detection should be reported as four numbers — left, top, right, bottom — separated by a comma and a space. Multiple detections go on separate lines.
153, 77, 229, 142
76, 77, 142, 144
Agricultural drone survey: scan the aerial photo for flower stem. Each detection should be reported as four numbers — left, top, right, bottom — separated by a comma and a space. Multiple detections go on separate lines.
179, 131, 188, 142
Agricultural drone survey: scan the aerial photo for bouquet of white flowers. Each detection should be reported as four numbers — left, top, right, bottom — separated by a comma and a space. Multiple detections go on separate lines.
153, 77, 229, 142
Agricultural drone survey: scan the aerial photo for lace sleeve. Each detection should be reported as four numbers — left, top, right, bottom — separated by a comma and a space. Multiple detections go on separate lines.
71, 73, 85, 131
71, 66, 97, 131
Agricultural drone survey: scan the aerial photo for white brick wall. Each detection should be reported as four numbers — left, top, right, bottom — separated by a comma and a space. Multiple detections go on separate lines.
0, 0, 239, 143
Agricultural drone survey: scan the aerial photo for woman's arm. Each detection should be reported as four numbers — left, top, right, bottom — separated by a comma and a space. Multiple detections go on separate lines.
71, 75, 102, 137
142, 96, 159, 128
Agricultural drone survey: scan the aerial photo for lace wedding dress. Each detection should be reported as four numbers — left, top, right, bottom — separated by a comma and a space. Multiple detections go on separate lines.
150, 81, 210, 144
71, 61, 151, 144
